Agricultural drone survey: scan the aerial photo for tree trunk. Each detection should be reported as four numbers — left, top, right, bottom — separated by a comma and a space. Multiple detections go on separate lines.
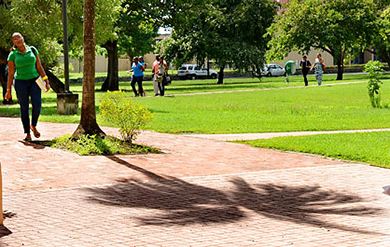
72, 0, 105, 139
47, 70, 65, 93
101, 39, 119, 91
217, 65, 224, 84
336, 52, 343, 81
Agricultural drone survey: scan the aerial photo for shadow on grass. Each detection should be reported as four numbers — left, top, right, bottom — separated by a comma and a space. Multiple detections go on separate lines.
85, 156, 383, 234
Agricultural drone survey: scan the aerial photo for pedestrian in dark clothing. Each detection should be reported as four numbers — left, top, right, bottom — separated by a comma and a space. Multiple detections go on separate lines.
299, 56, 311, 86
0, 57, 13, 104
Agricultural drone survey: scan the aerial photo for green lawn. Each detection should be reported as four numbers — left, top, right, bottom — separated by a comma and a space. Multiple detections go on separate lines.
2, 73, 390, 134
237, 131, 390, 169
2, 72, 390, 168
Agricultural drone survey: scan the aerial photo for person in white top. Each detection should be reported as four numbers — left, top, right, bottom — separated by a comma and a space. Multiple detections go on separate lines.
152, 54, 160, 96
310, 53, 325, 86
154, 56, 168, 96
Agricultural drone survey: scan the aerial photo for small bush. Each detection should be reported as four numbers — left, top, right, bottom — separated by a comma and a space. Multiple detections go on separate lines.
44, 134, 160, 155
364, 61, 384, 108
99, 91, 153, 143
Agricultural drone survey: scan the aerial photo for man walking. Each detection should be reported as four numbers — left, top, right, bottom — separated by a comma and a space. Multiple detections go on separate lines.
152, 54, 160, 96
299, 55, 311, 86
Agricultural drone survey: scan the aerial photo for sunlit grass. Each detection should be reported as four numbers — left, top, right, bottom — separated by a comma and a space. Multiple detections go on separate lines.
237, 131, 390, 169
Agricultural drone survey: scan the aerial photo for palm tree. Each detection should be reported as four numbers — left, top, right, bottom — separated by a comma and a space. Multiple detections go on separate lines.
72, 0, 105, 139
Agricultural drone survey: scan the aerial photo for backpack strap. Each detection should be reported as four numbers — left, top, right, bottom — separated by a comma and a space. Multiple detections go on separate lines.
31, 46, 38, 56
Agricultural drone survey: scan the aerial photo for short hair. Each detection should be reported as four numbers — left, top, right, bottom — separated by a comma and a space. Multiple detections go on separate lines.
303, 55, 307, 58
155, 54, 160, 58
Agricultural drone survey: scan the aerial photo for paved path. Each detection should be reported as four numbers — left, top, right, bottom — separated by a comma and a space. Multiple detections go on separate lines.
172, 80, 366, 97
185, 128, 390, 141
0, 117, 389, 246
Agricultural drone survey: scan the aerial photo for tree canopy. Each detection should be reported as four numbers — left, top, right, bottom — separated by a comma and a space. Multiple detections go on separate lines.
266, 0, 379, 80
160, 0, 278, 84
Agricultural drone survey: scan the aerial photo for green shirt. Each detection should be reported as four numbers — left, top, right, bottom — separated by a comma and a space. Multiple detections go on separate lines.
7, 45, 40, 80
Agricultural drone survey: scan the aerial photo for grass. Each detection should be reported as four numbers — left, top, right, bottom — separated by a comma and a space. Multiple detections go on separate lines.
237, 131, 390, 169
2, 73, 390, 134
131, 81, 390, 134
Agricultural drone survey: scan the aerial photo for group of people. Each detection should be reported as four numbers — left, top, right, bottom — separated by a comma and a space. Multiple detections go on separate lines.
299, 53, 325, 86
129, 54, 169, 97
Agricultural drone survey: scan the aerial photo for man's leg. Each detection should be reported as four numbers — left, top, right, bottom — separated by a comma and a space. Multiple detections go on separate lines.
152, 75, 159, 95
303, 71, 308, 86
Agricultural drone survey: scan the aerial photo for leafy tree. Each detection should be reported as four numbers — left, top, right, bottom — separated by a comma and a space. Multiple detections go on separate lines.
160, 0, 278, 84
100, 0, 159, 91
118, 2, 159, 61
370, 2, 390, 66
267, 0, 378, 80
0, 0, 65, 92
72, 0, 105, 138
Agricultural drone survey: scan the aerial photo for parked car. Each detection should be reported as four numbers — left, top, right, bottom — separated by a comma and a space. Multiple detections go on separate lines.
177, 64, 218, 80
261, 64, 286, 77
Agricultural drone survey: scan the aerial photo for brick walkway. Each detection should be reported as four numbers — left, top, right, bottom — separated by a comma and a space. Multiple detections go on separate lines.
0, 117, 389, 246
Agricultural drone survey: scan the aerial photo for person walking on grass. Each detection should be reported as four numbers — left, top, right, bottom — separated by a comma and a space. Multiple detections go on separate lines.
155, 56, 168, 96
130, 56, 145, 97
5, 32, 50, 141
152, 54, 160, 96
310, 53, 325, 86
300, 55, 311, 86
138, 56, 146, 96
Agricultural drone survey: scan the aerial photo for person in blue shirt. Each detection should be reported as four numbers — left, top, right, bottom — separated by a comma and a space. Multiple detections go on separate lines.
138, 56, 146, 96
130, 56, 145, 97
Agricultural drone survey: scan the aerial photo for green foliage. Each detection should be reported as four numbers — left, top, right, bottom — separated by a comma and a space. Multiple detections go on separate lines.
238, 131, 390, 169
46, 134, 159, 155
371, 4, 390, 66
0, 0, 124, 65
99, 91, 153, 143
364, 61, 384, 108
266, 0, 378, 78
118, 1, 159, 59
160, 0, 278, 77
0, 0, 62, 65
52, 62, 74, 79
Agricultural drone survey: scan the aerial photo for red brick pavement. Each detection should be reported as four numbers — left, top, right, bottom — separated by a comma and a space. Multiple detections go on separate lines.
0, 117, 389, 246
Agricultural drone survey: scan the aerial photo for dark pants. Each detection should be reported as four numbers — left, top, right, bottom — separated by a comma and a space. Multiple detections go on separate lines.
14, 78, 42, 134
158, 76, 165, 96
131, 76, 144, 96
302, 70, 309, 86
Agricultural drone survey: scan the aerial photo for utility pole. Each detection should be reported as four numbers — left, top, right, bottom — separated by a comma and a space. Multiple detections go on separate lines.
57, 0, 79, 115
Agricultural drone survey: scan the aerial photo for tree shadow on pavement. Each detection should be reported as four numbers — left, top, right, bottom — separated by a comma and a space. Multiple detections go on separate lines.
85, 156, 383, 234
0, 225, 12, 238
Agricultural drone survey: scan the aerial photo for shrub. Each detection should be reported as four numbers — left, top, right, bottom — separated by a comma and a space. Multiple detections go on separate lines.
364, 61, 384, 108
46, 134, 160, 155
99, 91, 153, 143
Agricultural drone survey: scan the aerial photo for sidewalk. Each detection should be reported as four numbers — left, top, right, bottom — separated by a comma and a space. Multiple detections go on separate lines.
0, 117, 389, 246
185, 128, 390, 141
